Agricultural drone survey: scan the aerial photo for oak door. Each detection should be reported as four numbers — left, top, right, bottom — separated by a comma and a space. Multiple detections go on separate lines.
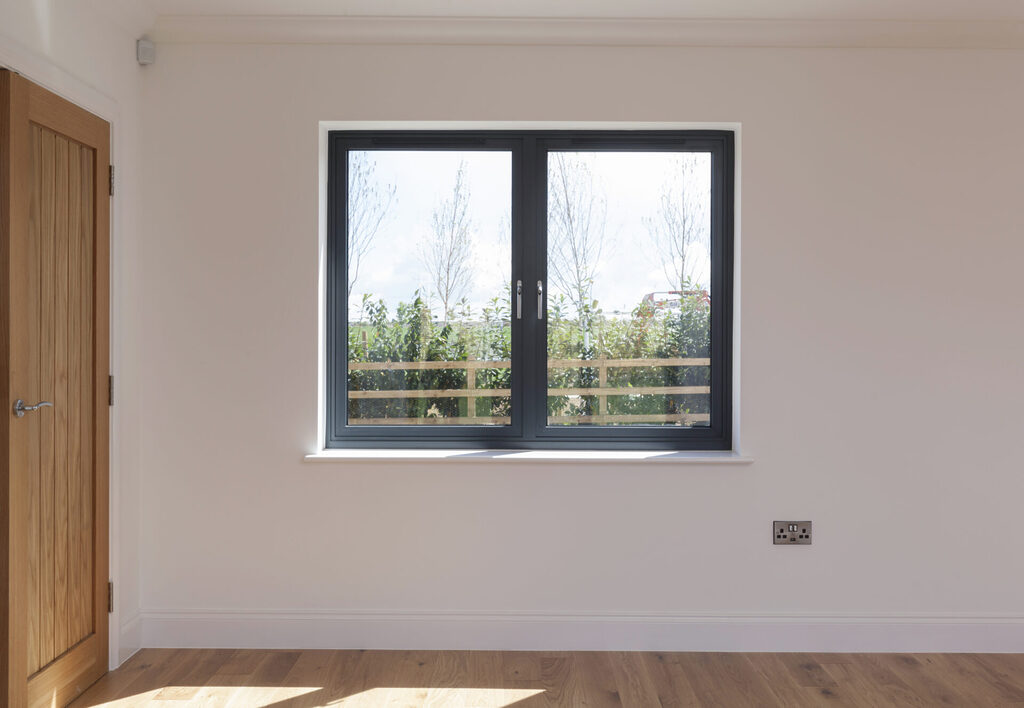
1, 69, 110, 708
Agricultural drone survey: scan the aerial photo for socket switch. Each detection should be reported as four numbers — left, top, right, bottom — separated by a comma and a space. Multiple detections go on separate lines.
774, 521, 812, 545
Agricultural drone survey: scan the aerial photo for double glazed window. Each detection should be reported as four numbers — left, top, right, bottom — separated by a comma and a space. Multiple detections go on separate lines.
327, 131, 734, 449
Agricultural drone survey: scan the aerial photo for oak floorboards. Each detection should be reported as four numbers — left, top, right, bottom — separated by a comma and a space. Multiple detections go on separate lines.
68, 649, 1024, 708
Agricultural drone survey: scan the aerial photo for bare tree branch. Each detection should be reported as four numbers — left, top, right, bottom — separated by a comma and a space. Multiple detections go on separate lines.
347, 152, 396, 299
547, 153, 607, 319
421, 161, 474, 320
644, 155, 709, 292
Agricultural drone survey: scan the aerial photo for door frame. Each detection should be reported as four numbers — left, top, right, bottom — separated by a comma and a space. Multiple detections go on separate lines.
0, 37, 126, 672
1, 68, 111, 707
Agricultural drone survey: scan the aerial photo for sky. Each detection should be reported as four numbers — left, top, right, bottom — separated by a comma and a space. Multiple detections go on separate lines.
347, 149, 711, 320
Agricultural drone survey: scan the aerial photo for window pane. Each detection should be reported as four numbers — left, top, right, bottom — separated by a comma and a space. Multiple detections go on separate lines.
346, 150, 512, 426
546, 151, 712, 427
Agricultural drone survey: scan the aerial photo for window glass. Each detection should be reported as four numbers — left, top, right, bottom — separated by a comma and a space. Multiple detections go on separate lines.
345, 150, 512, 426
546, 152, 712, 427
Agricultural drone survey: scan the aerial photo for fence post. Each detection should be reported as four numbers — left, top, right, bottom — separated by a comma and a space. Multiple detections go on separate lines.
466, 357, 477, 420
598, 358, 608, 417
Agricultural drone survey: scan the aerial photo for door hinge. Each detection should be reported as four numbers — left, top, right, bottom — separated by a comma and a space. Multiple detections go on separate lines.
108, 375, 114, 406
107, 581, 113, 613
109, 165, 114, 196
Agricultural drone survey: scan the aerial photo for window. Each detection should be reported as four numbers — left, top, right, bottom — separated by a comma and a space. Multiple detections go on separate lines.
327, 131, 734, 449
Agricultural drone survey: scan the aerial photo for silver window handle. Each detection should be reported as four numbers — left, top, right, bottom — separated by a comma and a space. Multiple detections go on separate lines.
13, 399, 53, 418
516, 280, 522, 319
537, 280, 544, 320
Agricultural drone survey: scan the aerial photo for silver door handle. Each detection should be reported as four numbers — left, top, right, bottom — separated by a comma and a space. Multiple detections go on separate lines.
516, 280, 522, 319
13, 399, 53, 418
537, 280, 544, 320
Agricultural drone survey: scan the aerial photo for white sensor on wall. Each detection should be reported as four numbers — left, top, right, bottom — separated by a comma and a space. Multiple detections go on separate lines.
137, 39, 155, 66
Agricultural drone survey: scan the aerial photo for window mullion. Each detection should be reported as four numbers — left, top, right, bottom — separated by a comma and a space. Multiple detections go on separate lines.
518, 136, 545, 444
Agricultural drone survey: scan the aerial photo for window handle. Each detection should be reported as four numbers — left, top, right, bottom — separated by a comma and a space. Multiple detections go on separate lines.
516, 280, 522, 319
13, 399, 53, 418
537, 280, 544, 320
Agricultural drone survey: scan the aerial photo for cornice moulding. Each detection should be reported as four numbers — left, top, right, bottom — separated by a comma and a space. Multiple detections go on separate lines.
149, 16, 1024, 49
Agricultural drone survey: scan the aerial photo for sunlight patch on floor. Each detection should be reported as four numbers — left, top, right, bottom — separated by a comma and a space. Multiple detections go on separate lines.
330, 687, 546, 706
81, 686, 542, 707
87, 686, 321, 706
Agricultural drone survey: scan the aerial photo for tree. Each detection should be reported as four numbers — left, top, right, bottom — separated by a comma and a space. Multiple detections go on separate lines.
548, 153, 607, 321
644, 155, 709, 292
421, 162, 474, 320
347, 152, 396, 299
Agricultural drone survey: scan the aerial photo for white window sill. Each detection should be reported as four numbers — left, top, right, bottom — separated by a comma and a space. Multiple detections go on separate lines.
304, 449, 753, 465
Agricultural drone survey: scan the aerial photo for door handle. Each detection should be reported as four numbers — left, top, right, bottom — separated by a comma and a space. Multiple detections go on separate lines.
13, 399, 53, 418
537, 280, 544, 320
516, 280, 522, 320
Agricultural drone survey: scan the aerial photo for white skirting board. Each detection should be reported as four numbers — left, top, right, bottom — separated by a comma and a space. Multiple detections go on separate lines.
119, 612, 142, 665
137, 610, 1024, 653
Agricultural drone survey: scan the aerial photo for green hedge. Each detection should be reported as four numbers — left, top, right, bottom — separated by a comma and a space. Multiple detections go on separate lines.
347, 289, 709, 423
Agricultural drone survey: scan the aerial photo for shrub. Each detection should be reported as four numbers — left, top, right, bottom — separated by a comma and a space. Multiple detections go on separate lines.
347, 288, 709, 423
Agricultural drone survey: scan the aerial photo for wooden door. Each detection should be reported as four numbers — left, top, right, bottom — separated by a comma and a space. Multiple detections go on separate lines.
1, 70, 110, 708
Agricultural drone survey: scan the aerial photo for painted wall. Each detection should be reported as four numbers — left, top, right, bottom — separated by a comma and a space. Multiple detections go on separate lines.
0, 1, 148, 665
136, 41, 1022, 650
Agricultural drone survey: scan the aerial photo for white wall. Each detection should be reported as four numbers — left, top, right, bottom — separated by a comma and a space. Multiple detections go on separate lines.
136, 41, 1024, 651
0, 0, 149, 666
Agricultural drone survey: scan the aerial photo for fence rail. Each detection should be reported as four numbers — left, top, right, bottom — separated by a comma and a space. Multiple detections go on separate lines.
347, 357, 710, 426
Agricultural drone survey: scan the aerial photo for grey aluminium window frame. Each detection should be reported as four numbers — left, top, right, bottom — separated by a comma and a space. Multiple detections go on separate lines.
326, 130, 734, 450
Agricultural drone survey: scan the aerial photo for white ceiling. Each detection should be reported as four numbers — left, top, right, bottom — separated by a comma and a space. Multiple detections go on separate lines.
150, 0, 1024, 22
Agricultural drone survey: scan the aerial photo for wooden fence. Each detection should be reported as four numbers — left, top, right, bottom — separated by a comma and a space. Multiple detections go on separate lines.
347, 357, 710, 426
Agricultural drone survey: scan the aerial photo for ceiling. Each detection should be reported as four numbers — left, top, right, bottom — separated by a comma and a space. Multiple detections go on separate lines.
149, 0, 1024, 22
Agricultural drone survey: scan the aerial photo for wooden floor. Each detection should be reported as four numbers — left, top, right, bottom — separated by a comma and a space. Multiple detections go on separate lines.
68, 649, 1024, 707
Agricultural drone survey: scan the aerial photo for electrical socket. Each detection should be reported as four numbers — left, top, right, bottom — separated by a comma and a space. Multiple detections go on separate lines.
774, 521, 812, 545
